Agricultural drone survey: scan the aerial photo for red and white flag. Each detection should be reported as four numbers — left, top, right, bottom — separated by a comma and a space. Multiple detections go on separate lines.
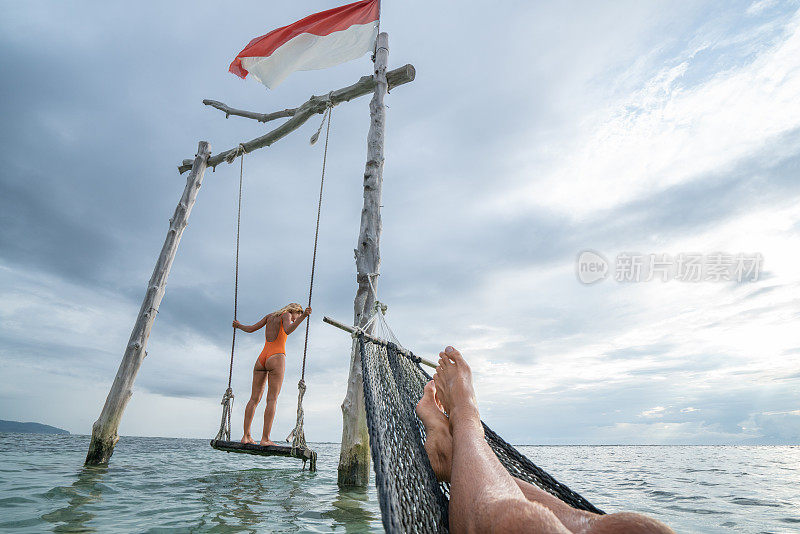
229, 0, 380, 89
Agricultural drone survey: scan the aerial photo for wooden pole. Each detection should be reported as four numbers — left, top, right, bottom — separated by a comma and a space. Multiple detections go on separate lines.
338, 32, 389, 487
85, 141, 211, 466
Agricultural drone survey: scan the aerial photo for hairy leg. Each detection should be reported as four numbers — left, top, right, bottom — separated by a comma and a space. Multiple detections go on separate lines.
420, 353, 674, 534
418, 385, 597, 531
261, 354, 285, 446
433, 347, 572, 533
242, 364, 267, 444
588, 512, 674, 534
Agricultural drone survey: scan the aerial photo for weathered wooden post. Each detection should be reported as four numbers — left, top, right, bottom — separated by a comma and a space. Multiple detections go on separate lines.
338, 32, 389, 487
85, 142, 211, 465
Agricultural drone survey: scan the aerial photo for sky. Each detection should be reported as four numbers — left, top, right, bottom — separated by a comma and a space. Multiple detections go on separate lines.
1, 0, 799, 446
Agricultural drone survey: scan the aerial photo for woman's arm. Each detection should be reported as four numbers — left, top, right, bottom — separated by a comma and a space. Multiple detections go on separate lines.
282, 307, 311, 335
232, 315, 268, 333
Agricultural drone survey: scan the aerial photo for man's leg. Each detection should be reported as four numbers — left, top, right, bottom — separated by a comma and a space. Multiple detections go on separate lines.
417, 378, 592, 532
433, 346, 572, 533
419, 347, 674, 534
513, 479, 672, 533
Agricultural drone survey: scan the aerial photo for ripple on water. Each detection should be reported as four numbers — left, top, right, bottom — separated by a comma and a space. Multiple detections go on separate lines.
1, 436, 799, 533
0, 496, 36, 506
730, 497, 782, 507
665, 504, 732, 516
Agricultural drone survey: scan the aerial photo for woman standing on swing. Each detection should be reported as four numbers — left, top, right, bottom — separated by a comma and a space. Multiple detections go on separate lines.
233, 303, 311, 445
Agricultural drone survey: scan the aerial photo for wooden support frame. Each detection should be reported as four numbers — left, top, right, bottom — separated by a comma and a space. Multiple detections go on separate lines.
178, 64, 415, 174
337, 32, 391, 488
87, 55, 416, 467
86, 142, 211, 466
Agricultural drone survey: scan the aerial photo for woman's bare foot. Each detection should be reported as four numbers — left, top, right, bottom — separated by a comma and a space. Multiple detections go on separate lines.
241, 435, 255, 444
260, 439, 276, 447
415, 381, 453, 482
433, 346, 480, 427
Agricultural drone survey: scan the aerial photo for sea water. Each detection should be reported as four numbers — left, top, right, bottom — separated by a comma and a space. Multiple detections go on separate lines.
0, 434, 797, 532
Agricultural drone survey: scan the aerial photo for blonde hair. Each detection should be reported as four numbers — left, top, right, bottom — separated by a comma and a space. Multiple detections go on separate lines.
269, 302, 303, 321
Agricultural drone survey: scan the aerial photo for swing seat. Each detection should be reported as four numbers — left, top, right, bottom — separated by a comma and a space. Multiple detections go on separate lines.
209, 439, 317, 471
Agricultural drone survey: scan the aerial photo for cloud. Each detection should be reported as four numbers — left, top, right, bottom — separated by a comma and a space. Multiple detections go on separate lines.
0, 1, 798, 446
494, 6, 800, 218
640, 407, 667, 418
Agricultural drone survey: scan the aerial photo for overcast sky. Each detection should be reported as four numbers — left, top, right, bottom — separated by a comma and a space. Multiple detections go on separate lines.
1, 0, 799, 445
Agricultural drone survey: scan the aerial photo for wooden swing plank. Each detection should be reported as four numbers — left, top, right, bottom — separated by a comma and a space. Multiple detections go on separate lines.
209, 439, 317, 471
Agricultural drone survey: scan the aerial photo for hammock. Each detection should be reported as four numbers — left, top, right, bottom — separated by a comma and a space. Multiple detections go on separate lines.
333, 312, 603, 533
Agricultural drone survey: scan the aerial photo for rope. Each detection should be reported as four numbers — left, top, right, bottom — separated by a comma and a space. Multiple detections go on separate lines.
300, 105, 332, 382
216, 145, 245, 442
288, 104, 333, 452
229, 146, 245, 388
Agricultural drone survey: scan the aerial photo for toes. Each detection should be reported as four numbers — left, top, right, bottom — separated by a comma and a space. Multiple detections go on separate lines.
445, 346, 465, 364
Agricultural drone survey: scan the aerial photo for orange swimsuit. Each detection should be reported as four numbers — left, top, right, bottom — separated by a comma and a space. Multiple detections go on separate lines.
257, 323, 287, 366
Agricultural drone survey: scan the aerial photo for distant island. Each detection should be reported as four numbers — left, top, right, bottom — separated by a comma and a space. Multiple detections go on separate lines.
0, 420, 69, 434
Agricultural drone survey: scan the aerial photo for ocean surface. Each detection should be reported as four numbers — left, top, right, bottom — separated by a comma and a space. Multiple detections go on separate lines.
0, 434, 797, 533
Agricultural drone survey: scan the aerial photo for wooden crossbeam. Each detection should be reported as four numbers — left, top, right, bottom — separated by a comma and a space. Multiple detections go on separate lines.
178, 64, 416, 174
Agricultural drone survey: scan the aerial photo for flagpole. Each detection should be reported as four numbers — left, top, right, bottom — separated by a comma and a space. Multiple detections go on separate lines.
338, 30, 389, 488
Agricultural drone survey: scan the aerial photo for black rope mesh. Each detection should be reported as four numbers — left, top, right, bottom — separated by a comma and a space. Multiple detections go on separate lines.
357, 334, 603, 534
359, 336, 449, 533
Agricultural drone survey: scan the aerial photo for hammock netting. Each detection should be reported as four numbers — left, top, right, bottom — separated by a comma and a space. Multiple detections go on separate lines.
356, 332, 604, 533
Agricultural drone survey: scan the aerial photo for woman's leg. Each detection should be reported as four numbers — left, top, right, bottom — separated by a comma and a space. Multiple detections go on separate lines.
261, 354, 286, 446
242, 363, 267, 444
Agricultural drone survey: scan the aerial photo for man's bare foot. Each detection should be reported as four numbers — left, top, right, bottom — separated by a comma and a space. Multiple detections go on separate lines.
415, 381, 453, 482
433, 346, 480, 426
260, 439, 276, 447
241, 435, 255, 444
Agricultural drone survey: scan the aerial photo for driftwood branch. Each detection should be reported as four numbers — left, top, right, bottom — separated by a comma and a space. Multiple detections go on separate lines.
338, 32, 391, 488
86, 142, 211, 465
179, 63, 415, 174
202, 99, 296, 124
